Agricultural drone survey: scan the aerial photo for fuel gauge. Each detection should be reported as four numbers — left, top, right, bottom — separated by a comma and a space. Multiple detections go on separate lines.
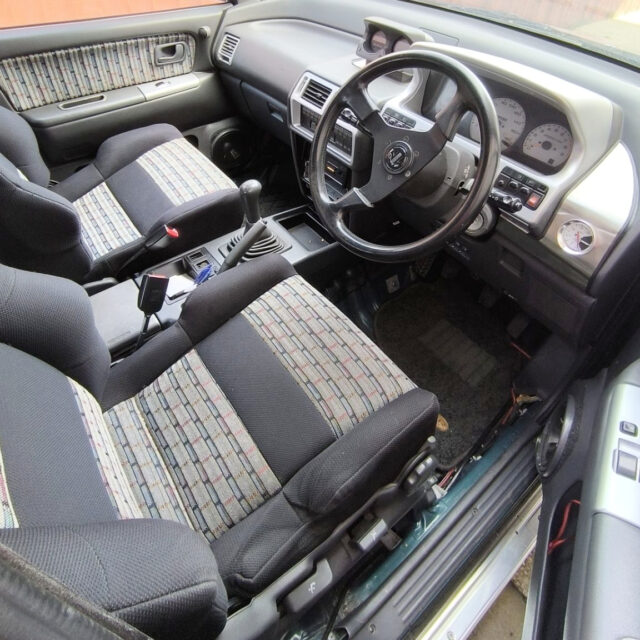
557, 220, 595, 255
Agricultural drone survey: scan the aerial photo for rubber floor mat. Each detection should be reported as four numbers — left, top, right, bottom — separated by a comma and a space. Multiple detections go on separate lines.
374, 280, 521, 466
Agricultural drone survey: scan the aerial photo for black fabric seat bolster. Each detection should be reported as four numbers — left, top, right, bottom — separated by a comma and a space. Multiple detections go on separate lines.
0, 519, 228, 640
0, 266, 110, 400
179, 254, 297, 345
213, 388, 439, 595
102, 255, 297, 408
130, 187, 242, 238
284, 387, 439, 515
94, 124, 182, 178
0, 345, 116, 526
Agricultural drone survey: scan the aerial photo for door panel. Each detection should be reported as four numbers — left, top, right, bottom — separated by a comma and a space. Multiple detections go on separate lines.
0, 5, 232, 164
0, 33, 197, 111
525, 343, 640, 639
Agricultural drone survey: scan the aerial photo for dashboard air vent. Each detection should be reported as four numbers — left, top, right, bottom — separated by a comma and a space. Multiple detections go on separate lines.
302, 78, 332, 109
218, 33, 240, 64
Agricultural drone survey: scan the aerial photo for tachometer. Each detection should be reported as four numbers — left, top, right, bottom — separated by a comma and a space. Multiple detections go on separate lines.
370, 30, 388, 52
469, 97, 526, 149
557, 220, 594, 255
393, 37, 411, 52
523, 123, 572, 167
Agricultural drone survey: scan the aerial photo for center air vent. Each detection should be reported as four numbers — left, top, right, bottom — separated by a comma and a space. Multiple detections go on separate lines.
218, 33, 240, 64
302, 78, 332, 109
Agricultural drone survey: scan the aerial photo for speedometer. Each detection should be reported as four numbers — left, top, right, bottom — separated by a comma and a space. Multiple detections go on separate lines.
370, 30, 388, 52
523, 123, 572, 167
469, 97, 526, 149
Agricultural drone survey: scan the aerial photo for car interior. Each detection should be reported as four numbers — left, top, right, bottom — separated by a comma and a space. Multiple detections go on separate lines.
0, 1, 639, 639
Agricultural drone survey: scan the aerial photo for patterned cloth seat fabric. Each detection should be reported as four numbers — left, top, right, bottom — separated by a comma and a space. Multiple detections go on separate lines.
0, 106, 242, 283
0, 256, 438, 638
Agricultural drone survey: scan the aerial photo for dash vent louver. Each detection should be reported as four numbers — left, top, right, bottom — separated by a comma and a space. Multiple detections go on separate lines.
218, 33, 240, 64
302, 78, 332, 109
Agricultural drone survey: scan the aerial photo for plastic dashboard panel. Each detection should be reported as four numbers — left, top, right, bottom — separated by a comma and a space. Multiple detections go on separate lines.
217, 13, 635, 280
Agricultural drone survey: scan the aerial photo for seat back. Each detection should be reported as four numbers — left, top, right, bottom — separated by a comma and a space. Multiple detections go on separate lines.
0, 263, 110, 400
0, 153, 92, 281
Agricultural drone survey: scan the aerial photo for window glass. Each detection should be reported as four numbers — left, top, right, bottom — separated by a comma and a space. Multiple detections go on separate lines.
421, 0, 640, 67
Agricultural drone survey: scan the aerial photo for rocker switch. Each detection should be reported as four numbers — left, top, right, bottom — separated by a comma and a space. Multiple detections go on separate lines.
283, 559, 333, 613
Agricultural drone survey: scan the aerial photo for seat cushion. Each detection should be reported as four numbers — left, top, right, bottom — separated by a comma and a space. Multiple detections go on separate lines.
74, 181, 143, 260
135, 137, 237, 206
66, 130, 238, 261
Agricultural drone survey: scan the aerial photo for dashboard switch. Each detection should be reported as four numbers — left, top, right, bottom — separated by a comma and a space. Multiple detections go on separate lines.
621, 421, 638, 437
616, 450, 638, 480
526, 192, 543, 209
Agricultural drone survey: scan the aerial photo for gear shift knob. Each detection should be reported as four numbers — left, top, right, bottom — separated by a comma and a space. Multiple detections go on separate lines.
239, 179, 262, 226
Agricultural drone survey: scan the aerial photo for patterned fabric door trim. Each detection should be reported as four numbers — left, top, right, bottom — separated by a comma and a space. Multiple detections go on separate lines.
0, 33, 196, 112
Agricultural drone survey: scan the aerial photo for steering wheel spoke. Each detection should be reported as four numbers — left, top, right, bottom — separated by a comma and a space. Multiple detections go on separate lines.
434, 89, 469, 140
343, 82, 378, 122
328, 186, 375, 214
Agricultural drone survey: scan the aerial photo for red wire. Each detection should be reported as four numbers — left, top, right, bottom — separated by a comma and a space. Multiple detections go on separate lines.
439, 469, 455, 487
510, 342, 532, 360
547, 499, 581, 555
500, 387, 518, 425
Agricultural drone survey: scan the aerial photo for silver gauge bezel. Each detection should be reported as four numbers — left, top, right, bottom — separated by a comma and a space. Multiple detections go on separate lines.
557, 219, 596, 256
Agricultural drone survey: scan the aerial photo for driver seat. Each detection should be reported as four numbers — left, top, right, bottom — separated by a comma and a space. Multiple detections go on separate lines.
0, 256, 438, 638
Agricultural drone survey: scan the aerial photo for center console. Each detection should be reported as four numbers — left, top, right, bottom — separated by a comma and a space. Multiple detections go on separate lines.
290, 72, 372, 201
90, 205, 339, 358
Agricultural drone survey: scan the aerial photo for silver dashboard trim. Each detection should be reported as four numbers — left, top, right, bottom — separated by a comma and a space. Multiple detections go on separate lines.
289, 72, 358, 166
408, 42, 632, 276
542, 143, 636, 277
293, 40, 634, 278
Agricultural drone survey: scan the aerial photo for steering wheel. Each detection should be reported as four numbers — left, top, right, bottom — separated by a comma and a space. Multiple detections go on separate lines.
309, 49, 500, 263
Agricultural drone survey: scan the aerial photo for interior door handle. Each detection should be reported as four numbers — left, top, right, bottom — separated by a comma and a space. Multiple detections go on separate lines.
154, 42, 186, 66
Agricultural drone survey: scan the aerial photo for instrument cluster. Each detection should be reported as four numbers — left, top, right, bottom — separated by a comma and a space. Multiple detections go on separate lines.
457, 78, 574, 174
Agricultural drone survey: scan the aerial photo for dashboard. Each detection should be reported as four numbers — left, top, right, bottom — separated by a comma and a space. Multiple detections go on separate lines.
213, 0, 640, 344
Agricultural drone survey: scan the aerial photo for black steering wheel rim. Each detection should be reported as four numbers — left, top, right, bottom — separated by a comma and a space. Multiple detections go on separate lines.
309, 48, 500, 263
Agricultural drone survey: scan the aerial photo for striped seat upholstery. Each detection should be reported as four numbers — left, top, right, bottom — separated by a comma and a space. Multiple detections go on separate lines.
74, 182, 142, 260
73, 351, 281, 542
242, 276, 416, 437
137, 138, 237, 206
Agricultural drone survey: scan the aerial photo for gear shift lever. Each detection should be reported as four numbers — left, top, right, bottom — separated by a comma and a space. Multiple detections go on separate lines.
223, 179, 285, 262
239, 179, 262, 229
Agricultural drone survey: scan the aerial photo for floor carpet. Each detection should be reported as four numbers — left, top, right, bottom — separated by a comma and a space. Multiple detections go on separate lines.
374, 279, 521, 467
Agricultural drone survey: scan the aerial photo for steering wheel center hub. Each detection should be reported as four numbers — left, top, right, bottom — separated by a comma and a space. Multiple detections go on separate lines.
383, 140, 414, 174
